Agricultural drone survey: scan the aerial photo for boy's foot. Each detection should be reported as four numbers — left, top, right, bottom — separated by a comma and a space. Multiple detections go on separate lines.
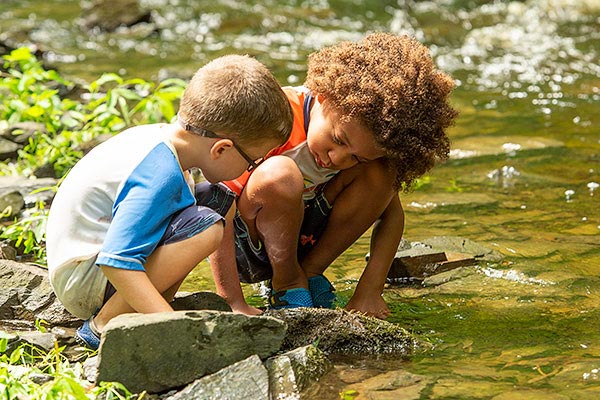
269, 287, 313, 309
308, 274, 336, 308
76, 317, 101, 350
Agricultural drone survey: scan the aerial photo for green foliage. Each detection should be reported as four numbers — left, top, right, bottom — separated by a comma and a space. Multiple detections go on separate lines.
0, 47, 186, 262
0, 47, 186, 178
0, 195, 52, 262
0, 331, 139, 399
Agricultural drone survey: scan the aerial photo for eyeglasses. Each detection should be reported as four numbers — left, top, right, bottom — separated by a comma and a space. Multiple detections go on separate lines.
178, 115, 265, 172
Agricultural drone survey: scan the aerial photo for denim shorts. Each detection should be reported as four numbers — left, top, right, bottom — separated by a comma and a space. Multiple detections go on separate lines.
103, 182, 235, 303
205, 183, 333, 284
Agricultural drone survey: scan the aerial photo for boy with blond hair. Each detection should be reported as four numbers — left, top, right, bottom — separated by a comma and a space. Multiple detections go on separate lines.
46, 55, 293, 349
209, 33, 458, 319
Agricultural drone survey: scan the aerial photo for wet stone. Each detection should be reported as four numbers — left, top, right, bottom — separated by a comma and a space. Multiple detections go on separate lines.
265, 308, 417, 356
266, 344, 332, 398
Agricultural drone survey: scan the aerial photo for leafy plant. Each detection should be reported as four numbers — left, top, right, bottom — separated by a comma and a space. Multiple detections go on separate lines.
0, 331, 140, 399
0, 47, 187, 263
0, 195, 52, 262
0, 47, 186, 178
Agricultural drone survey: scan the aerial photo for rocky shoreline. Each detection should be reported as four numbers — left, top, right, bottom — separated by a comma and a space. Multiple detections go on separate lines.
0, 233, 503, 397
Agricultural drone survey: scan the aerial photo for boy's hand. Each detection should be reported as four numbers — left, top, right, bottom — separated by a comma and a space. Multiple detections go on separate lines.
230, 301, 263, 316
345, 293, 390, 320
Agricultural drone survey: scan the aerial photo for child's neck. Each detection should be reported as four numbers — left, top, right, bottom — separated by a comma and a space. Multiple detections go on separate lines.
168, 124, 212, 171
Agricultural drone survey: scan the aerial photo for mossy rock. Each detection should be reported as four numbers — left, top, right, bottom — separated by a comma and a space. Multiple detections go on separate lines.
265, 308, 417, 356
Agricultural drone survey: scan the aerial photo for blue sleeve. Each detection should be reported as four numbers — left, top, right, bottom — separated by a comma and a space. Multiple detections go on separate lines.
96, 143, 195, 271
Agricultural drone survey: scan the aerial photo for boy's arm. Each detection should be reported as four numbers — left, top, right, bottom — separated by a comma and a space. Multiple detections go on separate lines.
345, 194, 404, 319
209, 204, 263, 315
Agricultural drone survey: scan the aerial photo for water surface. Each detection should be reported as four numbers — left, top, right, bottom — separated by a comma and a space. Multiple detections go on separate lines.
1, 0, 598, 398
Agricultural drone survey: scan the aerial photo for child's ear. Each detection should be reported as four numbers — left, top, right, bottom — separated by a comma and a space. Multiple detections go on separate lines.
209, 139, 234, 160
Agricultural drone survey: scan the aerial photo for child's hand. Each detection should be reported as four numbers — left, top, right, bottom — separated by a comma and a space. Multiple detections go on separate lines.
230, 301, 263, 316
345, 293, 391, 320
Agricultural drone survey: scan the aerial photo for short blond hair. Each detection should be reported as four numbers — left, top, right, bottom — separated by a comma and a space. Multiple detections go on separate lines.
179, 55, 292, 147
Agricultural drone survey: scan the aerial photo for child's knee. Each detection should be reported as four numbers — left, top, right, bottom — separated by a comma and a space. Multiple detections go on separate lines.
247, 156, 304, 199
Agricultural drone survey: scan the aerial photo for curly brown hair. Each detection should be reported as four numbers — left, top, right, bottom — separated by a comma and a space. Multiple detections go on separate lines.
305, 33, 458, 190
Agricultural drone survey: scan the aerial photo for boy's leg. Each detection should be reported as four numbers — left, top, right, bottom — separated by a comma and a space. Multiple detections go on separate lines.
93, 204, 226, 331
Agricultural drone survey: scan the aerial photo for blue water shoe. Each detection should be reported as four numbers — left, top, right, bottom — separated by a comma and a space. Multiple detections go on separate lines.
269, 287, 314, 309
308, 274, 336, 308
76, 317, 101, 350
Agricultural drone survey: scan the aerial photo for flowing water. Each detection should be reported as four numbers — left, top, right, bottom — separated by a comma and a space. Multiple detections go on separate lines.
1, 0, 599, 398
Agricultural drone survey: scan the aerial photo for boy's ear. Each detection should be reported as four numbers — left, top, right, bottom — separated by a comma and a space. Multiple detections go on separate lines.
209, 139, 234, 160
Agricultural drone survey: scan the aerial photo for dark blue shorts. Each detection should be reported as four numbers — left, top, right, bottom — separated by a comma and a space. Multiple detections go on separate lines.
203, 183, 333, 284
103, 181, 235, 303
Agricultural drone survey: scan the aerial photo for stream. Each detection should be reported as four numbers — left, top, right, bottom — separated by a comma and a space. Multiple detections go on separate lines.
1, 0, 599, 398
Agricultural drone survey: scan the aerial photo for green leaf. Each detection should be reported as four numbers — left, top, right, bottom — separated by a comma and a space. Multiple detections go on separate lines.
3, 47, 34, 63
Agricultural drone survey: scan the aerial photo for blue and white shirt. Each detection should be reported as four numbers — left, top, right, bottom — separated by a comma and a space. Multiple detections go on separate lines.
46, 123, 195, 316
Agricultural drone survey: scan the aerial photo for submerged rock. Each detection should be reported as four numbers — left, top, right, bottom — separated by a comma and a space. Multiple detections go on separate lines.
265, 308, 417, 356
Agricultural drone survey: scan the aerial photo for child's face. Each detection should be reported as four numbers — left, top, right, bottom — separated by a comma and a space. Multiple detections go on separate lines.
203, 139, 278, 183
306, 101, 384, 170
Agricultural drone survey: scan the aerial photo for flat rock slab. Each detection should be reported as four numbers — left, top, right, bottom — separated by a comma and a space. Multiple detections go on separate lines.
97, 310, 286, 393
265, 308, 417, 356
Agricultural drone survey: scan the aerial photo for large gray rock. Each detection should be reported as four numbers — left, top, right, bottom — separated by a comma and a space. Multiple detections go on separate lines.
266, 344, 332, 399
96, 310, 287, 393
170, 291, 231, 312
0, 176, 57, 207
265, 308, 417, 356
0, 260, 78, 326
167, 355, 269, 400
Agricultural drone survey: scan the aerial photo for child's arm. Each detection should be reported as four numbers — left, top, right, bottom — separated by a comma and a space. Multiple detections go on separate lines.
209, 204, 263, 315
345, 194, 404, 319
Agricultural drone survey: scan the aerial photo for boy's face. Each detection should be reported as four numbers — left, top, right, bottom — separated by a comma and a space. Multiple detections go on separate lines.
306, 101, 384, 170
203, 138, 279, 183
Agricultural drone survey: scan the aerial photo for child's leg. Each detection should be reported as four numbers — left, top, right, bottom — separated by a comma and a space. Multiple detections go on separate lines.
236, 156, 307, 292
94, 205, 225, 331
300, 159, 396, 277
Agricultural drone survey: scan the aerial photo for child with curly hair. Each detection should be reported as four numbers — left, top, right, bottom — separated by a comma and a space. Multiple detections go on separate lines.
207, 33, 458, 319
